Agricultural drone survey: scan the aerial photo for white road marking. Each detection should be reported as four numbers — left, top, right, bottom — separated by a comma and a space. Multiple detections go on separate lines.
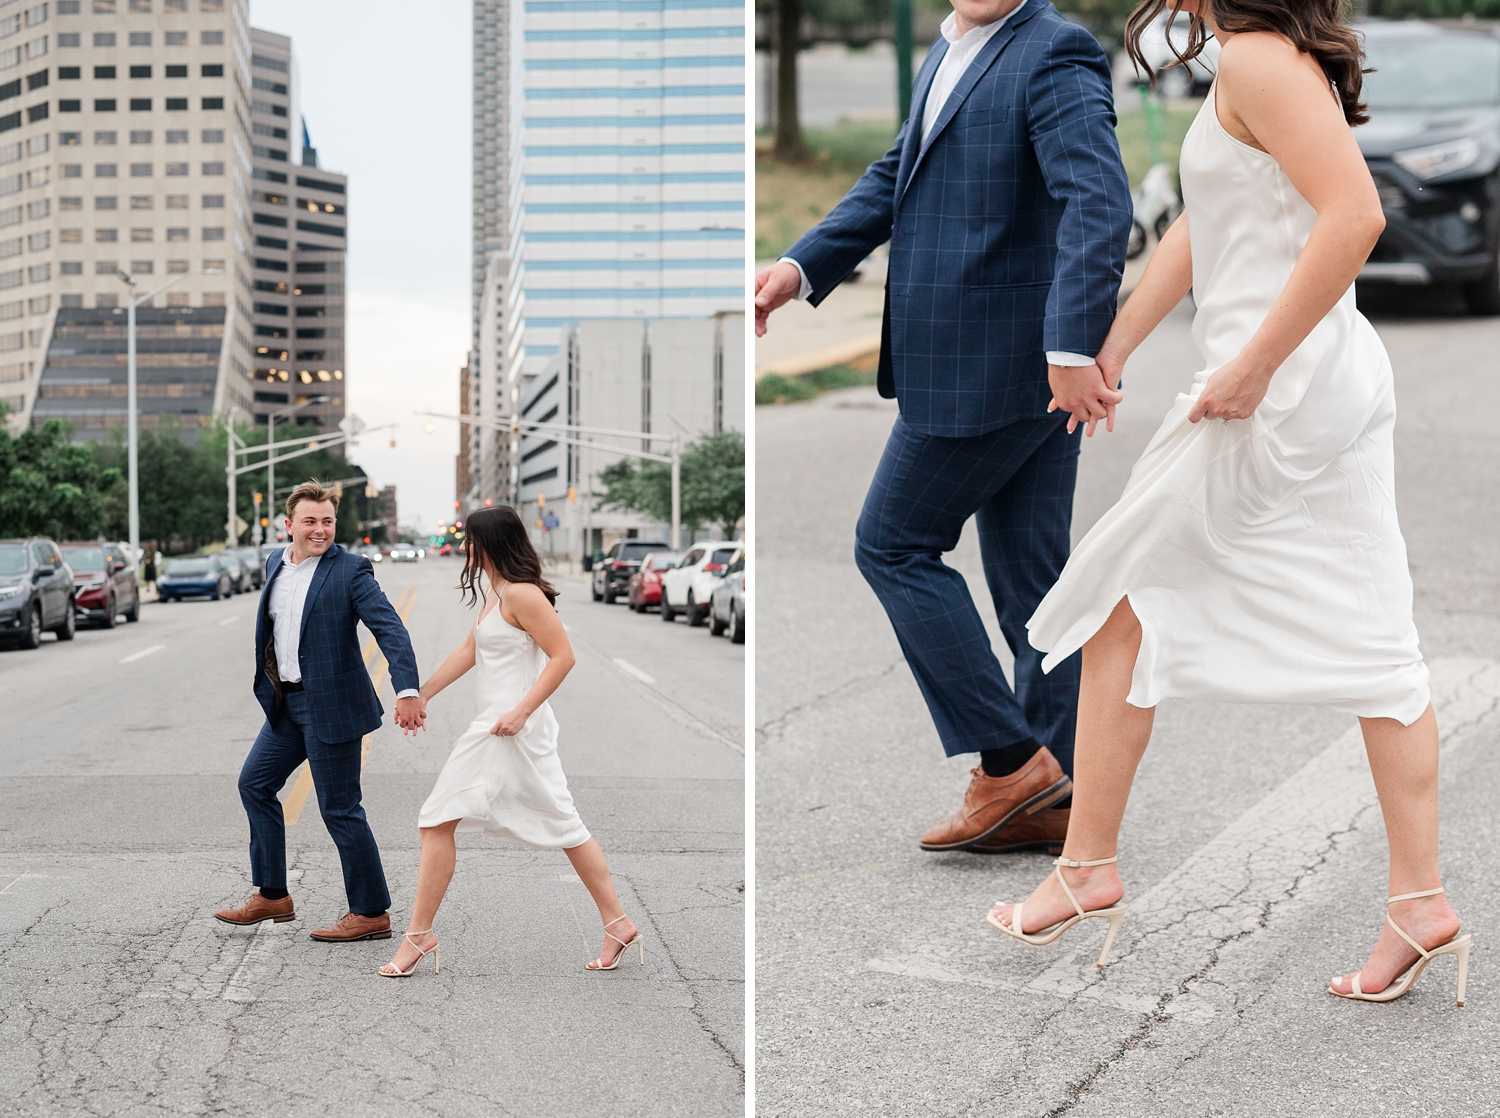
119, 645, 164, 664
218, 615, 239, 626
612, 657, 657, 686
559, 872, 582, 883
0, 871, 48, 895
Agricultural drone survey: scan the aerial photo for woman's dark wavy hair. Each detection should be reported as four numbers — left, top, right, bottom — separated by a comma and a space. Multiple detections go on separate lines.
1125, 0, 1368, 127
458, 505, 558, 608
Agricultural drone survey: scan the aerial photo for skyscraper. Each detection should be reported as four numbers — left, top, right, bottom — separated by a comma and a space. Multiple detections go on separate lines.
468, 0, 745, 508
245, 27, 347, 441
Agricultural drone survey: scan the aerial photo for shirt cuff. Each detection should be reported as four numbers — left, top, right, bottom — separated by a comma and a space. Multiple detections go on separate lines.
395, 689, 420, 700
777, 257, 813, 301
1046, 351, 1096, 367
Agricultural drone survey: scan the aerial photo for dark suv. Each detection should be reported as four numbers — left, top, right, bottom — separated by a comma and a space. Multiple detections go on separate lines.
0, 538, 78, 649
62, 542, 141, 628
591, 539, 670, 604
1356, 22, 1500, 313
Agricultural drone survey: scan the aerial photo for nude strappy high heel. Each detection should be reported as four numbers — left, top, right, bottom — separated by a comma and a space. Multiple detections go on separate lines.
378, 930, 440, 978
587, 914, 644, 971
1329, 887, 1470, 1005
988, 855, 1129, 969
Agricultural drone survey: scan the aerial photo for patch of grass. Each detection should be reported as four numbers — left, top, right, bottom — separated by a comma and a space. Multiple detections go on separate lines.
756, 105, 1203, 260
756, 364, 879, 406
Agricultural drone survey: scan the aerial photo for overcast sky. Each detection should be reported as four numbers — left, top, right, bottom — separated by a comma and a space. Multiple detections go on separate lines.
251, 1, 471, 533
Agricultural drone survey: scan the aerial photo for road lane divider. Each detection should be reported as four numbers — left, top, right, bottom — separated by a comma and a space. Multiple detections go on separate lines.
612, 657, 657, 686
282, 582, 419, 826
119, 645, 164, 664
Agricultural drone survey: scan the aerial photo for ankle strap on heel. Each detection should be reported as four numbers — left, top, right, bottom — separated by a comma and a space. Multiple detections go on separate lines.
1055, 856, 1118, 869
1388, 887, 1443, 905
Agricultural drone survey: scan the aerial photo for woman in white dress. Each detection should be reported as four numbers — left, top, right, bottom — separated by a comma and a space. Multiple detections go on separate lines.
379, 506, 642, 977
989, 0, 1469, 1004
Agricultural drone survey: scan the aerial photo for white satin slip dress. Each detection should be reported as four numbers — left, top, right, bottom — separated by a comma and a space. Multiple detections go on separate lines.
417, 599, 591, 847
1027, 86, 1430, 725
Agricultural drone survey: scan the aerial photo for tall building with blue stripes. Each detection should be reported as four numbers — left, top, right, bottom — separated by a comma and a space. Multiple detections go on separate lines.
468, 0, 744, 506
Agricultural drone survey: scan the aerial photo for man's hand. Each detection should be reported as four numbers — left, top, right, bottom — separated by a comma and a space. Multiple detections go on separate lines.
394, 695, 427, 736
754, 261, 803, 337
1048, 362, 1123, 437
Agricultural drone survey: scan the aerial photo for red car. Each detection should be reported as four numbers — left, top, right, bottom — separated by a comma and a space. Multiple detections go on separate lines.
62, 541, 141, 628
627, 551, 681, 612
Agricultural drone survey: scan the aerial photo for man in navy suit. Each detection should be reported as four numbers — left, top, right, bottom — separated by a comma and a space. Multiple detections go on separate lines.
215, 480, 425, 941
756, 0, 1131, 853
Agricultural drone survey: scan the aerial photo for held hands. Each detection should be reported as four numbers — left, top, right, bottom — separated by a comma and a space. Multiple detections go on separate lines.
1188, 354, 1273, 424
1048, 360, 1123, 437
489, 705, 530, 738
754, 261, 802, 337
394, 694, 428, 737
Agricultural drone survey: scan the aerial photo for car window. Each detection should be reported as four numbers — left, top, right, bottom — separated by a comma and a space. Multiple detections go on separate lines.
167, 557, 213, 573
710, 549, 735, 565
682, 549, 704, 566
605, 542, 621, 559
1363, 33, 1500, 110
62, 547, 106, 570
619, 542, 663, 562
726, 555, 744, 574
0, 543, 26, 575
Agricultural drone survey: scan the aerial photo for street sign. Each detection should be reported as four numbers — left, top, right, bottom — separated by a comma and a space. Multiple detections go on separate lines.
543, 513, 560, 530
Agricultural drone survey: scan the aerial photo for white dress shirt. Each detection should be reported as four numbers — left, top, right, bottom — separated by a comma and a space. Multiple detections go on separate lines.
267, 547, 418, 698
779, 0, 1093, 368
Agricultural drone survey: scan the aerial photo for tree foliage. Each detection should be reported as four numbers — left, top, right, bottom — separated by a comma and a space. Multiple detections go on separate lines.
0, 416, 122, 540
595, 431, 746, 539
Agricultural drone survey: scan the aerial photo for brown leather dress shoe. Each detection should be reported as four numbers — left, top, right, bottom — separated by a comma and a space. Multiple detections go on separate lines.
309, 911, 392, 942
918, 747, 1072, 851
969, 806, 1070, 855
215, 891, 295, 926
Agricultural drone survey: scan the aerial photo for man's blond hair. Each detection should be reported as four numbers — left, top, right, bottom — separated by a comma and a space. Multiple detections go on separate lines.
285, 479, 341, 518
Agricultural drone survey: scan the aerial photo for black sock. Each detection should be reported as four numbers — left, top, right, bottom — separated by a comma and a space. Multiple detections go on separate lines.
258, 887, 289, 900
357, 911, 387, 919
1052, 796, 1073, 811
979, 737, 1043, 778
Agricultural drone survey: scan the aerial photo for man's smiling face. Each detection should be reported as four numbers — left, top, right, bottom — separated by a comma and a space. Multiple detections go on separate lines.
285, 499, 337, 559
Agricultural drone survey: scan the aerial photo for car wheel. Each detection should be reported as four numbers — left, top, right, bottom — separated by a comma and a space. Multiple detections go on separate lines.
592, 581, 603, 602
660, 594, 675, 622
124, 592, 140, 622
55, 601, 76, 641
1126, 219, 1147, 261
101, 593, 117, 629
1463, 257, 1500, 315
19, 603, 42, 650
603, 586, 615, 605
709, 603, 727, 636
729, 603, 745, 645
686, 592, 704, 628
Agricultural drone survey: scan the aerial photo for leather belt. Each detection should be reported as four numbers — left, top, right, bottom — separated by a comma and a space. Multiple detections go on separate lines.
280, 680, 305, 692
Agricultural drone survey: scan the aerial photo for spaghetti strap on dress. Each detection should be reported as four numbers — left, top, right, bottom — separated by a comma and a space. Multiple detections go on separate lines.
417, 595, 590, 848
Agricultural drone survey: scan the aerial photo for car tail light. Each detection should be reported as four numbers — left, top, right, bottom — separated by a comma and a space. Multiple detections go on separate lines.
612, 560, 625, 569
704, 563, 723, 573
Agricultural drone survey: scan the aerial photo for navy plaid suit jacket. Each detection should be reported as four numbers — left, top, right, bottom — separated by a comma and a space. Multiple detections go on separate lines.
253, 543, 420, 743
785, 1, 1132, 437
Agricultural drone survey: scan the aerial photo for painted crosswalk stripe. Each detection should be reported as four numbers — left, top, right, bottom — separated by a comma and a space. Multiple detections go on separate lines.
612, 657, 656, 686
119, 645, 164, 664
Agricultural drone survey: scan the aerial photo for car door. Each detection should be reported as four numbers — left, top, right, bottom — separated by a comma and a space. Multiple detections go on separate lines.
671, 548, 704, 605
31, 542, 61, 624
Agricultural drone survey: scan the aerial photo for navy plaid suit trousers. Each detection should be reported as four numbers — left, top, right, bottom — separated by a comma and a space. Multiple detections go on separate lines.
856, 413, 1081, 772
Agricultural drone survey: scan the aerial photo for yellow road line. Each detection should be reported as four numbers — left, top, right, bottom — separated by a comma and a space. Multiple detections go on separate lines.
283, 582, 419, 826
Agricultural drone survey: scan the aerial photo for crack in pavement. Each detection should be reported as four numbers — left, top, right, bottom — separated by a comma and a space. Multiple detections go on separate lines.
756, 661, 903, 744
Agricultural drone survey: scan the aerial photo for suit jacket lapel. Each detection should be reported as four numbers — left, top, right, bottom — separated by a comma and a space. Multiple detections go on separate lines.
896, 44, 946, 200
902, 5, 1038, 200
297, 543, 339, 647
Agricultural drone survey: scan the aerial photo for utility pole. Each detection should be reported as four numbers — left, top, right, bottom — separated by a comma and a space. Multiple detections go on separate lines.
225, 405, 239, 547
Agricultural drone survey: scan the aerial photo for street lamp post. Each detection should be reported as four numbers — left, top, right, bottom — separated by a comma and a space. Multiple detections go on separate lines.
116, 266, 223, 564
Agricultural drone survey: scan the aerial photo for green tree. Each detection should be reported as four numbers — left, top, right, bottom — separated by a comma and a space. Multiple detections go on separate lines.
0, 415, 121, 540
595, 431, 746, 539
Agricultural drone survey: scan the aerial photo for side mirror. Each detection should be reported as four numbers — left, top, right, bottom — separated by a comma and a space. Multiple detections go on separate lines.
113, 560, 126, 572
32, 568, 45, 582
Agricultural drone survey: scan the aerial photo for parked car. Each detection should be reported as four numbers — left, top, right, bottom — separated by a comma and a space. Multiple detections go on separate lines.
259, 542, 284, 573
235, 546, 266, 589
627, 550, 681, 612
709, 555, 746, 644
661, 541, 742, 626
157, 555, 234, 601
62, 541, 141, 628
1355, 22, 1500, 313
592, 539, 670, 604
217, 548, 253, 594
389, 545, 419, 563
0, 537, 77, 648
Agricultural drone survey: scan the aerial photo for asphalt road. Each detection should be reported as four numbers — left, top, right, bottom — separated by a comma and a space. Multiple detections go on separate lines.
755, 285, 1500, 1116
0, 556, 744, 1117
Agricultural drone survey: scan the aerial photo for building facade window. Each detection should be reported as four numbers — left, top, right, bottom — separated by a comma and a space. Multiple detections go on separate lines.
25, 102, 44, 122
163, 30, 185, 46
201, 193, 222, 207
94, 227, 116, 241
201, 63, 222, 77
130, 259, 151, 273
93, 99, 114, 112
93, 162, 115, 177
164, 129, 185, 143
200, 30, 222, 45
164, 161, 186, 175
164, 193, 185, 208
129, 129, 149, 143
201, 96, 222, 110
200, 160, 222, 175
130, 227, 150, 241
164, 64, 186, 78
201, 226, 223, 241
57, 32, 78, 47
94, 195, 114, 208
164, 96, 185, 110
200, 128, 221, 142
128, 162, 149, 176
129, 194, 150, 208
58, 98, 78, 111
91, 32, 113, 48
127, 32, 149, 47
128, 97, 149, 111
93, 66, 114, 79
165, 226, 186, 241
93, 129, 114, 144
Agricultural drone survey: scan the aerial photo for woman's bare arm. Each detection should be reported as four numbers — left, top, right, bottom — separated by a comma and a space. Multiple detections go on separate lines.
1188, 31, 1385, 422
488, 583, 577, 737
1096, 211, 1195, 389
